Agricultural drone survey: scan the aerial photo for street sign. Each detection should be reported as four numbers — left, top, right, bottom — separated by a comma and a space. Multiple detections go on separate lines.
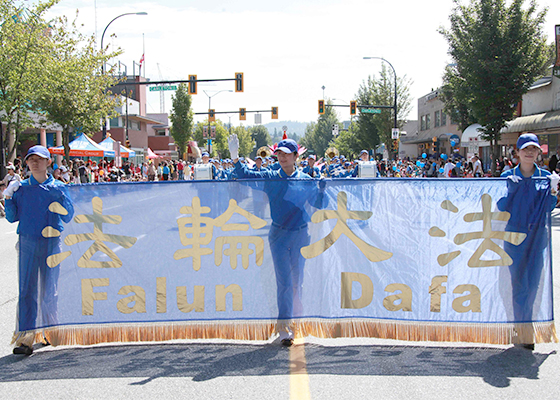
392, 128, 400, 139
149, 85, 178, 92
332, 124, 339, 137
362, 108, 381, 114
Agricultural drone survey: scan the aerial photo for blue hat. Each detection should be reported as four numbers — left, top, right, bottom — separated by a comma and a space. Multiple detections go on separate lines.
517, 133, 541, 150
25, 145, 50, 161
344, 161, 351, 167
255, 156, 263, 161
360, 150, 368, 155
201, 151, 209, 157
275, 139, 298, 154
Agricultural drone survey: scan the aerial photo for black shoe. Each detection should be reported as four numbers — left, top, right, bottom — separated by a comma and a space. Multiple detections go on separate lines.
13, 345, 33, 355
281, 338, 294, 347
523, 344, 535, 350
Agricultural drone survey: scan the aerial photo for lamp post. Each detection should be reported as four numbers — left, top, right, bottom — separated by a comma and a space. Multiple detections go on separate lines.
100, 12, 147, 139
203, 89, 233, 111
363, 57, 397, 131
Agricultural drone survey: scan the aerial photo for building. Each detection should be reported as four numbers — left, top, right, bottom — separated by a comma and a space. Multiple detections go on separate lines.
400, 90, 464, 160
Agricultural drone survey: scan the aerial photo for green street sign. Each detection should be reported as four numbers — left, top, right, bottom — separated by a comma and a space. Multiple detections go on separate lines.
362, 108, 382, 114
149, 85, 178, 92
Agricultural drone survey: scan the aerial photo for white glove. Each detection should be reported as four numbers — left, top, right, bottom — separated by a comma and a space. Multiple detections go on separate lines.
548, 172, 560, 194
507, 175, 522, 184
228, 134, 239, 160
3, 180, 21, 198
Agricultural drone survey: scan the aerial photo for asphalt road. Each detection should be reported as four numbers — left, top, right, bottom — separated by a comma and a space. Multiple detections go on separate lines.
1, 209, 559, 400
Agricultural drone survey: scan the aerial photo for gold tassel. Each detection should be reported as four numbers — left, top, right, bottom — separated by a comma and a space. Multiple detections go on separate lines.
14, 319, 558, 347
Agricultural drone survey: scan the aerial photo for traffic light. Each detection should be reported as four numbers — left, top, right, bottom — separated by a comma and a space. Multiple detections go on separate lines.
188, 75, 197, 95
318, 99, 325, 114
235, 72, 244, 92
271, 107, 278, 119
431, 136, 438, 152
392, 139, 399, 152
209, 109, 215, 122
239, 108, 246, 121
350, 101, 357, 115
125, 140, 131, 148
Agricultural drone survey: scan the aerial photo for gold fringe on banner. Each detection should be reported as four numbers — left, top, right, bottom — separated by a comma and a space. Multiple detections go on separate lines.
12, 318, 558, 348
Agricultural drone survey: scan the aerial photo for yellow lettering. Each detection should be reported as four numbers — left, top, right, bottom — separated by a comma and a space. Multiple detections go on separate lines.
215, 284, 243, 311
452, 284, 481, 313
383, 283, 412, 312
429, 276, 448, 312
81, 278, 109, 316
341, 272, 373, 309
156, 277, 166, 313
117, 285, 146, 314
176, 286, 205, 313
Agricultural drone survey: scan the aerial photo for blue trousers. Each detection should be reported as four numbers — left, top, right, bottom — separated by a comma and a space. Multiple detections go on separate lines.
17, 235, 61, 332
268, 224, 310, 321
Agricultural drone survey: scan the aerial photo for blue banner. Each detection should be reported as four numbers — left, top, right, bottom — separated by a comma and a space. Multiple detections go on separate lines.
12, 177, 558, 346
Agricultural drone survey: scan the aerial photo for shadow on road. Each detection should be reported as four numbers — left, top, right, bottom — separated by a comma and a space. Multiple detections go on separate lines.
0, 342, 554, 388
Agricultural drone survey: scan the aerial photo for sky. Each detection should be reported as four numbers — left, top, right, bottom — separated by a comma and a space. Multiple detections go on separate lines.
41, 0, 560, 128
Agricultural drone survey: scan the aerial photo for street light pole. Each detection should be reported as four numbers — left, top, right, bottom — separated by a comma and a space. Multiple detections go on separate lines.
203, 89, 233, 111
100, 12, 147, 140
363, 57, 398, 130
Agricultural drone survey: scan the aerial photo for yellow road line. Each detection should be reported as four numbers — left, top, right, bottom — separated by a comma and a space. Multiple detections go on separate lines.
289, 337, 311, 400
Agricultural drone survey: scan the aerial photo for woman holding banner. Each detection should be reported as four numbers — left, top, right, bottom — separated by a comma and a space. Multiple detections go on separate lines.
228, 134, 325, 346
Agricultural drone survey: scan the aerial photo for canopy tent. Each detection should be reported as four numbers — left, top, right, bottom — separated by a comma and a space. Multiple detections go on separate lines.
98, 136, 136, 158
146, 148, 160, 159
48, 133, 115, 158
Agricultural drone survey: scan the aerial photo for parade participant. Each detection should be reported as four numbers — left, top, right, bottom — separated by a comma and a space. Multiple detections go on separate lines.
443, 157, 456, 178
228, 134, 325, 346
472, 155, 483, 177
352, 150, 379, 178
253, 156, 265, 171
305, 155, 321, 178
3, 145, 74, 355
1, 165, 21, 186
499, 134, 559, 350
193, 152, 219, 180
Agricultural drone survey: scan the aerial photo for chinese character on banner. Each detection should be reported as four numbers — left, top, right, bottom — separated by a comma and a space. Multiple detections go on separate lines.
429, 195, 527, 267
63, 197, 137, 268
174, 197, 267, 271
301, 191, 393, 262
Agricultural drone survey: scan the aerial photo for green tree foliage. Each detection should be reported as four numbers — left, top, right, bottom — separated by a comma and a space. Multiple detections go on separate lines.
230, 125, 255, 158
170, 83, 194, 157
440, 0, 549, 173
249, 125, 271, 158
192, 120, 228, 158
351, 65, 412, 158
36, 12, 123, 161
300, 99, 340, 158
0, 0, 59, 161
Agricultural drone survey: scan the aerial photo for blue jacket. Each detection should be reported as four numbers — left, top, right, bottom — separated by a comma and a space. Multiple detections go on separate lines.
5, 175, 74, 237
234, 161, 325, 230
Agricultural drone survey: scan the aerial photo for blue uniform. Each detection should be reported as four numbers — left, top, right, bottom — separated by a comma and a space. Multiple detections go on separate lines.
5, 175, 74, 335
234, 161, 325, 322
499, 165, 555, 323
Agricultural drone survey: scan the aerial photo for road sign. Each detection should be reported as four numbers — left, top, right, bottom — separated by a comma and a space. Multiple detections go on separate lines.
149, 86, 178, 92
391, 128, 400, 139
362, 108, 381, 114
332, 124, 339, 137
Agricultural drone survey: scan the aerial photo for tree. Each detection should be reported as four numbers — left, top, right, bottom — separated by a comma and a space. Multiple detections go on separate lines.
170, 83, 194, 157
36, 12, 123, 161
0, 0, 59, 164
300, 99, 340, 158
192, 120, 229, 158
249, 125, 271, 158
231, 125, 255, 158
440, 0, 549, 174
351, 65, 412, 159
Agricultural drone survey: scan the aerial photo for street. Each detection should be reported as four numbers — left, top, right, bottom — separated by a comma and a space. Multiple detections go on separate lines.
0, 210, 559, 400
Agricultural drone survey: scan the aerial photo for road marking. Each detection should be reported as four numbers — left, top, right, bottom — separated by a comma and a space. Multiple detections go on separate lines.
290, 337, 311, 400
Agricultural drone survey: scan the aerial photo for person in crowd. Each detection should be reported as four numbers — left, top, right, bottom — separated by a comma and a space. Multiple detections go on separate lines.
228, 135, 326, 346
3, 145, 74, 355
2, 165, 21, 186
499, 133, 559, 350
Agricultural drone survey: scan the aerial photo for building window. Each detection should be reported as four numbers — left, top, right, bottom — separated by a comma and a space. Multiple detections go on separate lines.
421, 115, 426, 131
434, 110, 441, 127
441, 112, 447, 126
425, 114, 430, 130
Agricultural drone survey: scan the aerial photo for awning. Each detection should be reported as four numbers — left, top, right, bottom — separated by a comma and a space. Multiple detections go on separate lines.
48, 133, 115, 157
460, 124, 490, 147
500, 109, 560, 135
98, 136, 136, 158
